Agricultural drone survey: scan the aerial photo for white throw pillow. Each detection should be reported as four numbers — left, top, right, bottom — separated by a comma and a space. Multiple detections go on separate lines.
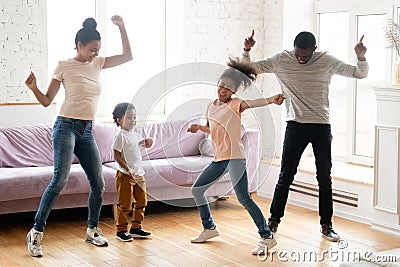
199, 138, 214, 157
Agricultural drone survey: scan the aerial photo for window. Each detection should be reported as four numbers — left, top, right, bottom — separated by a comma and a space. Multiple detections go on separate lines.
317, 12, 349, 159
353, 14, 386, 164
47, 0, 95, 109
316, 2, 390, 166
47, 0, 184, 120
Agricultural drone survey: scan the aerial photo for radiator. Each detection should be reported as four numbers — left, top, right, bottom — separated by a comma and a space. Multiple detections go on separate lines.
290, 181, 358, 207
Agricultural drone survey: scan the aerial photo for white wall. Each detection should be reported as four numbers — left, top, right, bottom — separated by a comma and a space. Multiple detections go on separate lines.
0, 103, 56, 127
173, 0, 286, 160
0, 0, 52, 126
0, 0, 47, 103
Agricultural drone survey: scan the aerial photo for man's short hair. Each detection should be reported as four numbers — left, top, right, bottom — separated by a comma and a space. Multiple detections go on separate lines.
294, 31, 316, 49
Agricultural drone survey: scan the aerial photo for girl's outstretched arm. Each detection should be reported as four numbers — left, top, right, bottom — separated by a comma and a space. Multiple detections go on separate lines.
187, 122, 210, 134
240, 93, 285, 112
103, 15, 133, 69
139, 137, 153, 148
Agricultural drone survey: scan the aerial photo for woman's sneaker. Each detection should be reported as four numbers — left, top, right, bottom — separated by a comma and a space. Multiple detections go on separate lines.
86, 227, 108, 246
116, 231, 133, 242
252, 235, 277, 255
26, 228, 43, 257
191, 226, 219, 243
129, 227, 151, 238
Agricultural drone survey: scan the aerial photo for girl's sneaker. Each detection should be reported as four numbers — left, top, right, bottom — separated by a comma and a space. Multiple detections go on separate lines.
191, 226, 219, 243
86, 227, 108, 246
116, 231, 133, 242
252, 235, 277, 255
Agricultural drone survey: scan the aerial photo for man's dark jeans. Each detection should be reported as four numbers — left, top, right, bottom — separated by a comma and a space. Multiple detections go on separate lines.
269, 121, 333, 226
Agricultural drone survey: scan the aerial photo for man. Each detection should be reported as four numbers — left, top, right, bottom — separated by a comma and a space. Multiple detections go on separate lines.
242, 30, 368, 241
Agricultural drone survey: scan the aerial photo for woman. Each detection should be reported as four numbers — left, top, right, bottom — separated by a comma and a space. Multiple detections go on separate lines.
24, 15, 132, 257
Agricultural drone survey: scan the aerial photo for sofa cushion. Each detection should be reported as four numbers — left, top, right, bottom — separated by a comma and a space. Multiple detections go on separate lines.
199, 137, 214, 157
0, 123, 116, 167
0, 124, 53, 167
92, 122, 119, 163
135, 117, 207, 160
105, 155, 231, 189
0, 164, 116, 202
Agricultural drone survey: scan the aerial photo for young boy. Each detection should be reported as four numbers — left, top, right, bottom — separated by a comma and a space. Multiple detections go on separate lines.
112, 102, 153, 242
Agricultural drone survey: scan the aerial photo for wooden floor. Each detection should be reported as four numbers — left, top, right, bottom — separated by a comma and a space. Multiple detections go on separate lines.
0, 195, 399, 267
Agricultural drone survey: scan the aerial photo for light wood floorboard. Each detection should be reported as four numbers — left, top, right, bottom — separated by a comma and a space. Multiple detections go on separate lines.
0, 195, 399, 266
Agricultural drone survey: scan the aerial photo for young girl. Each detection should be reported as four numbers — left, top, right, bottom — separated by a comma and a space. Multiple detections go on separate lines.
24, 16, 132, 257
187, 57, 285, 255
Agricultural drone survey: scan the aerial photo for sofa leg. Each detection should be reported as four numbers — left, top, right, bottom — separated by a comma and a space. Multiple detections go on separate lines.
250, 192, 257, 198
112, 204, 118, 222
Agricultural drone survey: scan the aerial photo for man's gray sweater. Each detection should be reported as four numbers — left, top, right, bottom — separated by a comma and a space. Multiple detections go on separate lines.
243, 50, 369, 124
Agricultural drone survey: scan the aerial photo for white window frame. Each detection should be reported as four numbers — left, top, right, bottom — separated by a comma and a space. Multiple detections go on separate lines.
315, 0, 394, 166
47, 0, 184, 122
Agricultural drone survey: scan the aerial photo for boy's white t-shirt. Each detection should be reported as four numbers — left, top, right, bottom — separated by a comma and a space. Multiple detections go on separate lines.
112, 129, 145, 176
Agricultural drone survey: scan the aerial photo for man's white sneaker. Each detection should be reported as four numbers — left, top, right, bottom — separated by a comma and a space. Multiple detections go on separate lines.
86, 227, 108, 246
26, 228, 43, 257
191, 227, 219, 243
252, 236, 277, 255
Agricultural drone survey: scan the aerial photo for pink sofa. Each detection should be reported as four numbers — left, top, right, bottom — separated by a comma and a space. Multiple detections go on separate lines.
0, 118, 260, 214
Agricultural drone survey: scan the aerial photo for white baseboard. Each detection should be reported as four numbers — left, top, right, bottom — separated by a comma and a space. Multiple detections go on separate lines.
257, 191, 372, 226
371, 222, 400, 238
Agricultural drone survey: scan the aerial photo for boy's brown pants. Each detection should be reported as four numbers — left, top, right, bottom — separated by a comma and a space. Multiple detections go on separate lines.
115, 170, 147, 232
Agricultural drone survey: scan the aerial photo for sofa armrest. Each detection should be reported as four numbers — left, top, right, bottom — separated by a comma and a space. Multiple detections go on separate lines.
242, 128, 260, 193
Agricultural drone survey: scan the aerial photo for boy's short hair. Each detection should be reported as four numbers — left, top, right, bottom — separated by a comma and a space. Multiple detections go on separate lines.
112, 102, 135, 126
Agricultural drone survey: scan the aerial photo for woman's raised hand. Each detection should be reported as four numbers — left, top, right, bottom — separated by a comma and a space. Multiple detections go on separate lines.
111, 15, 125, 27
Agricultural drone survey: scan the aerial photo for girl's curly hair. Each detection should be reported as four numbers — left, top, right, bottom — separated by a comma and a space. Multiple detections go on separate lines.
219, 56, 258, 91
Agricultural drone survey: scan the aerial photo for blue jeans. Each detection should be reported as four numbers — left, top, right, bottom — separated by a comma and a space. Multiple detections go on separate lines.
270, 121, 333, 225
192, 159, 271, 238
34, 116, 105, 232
